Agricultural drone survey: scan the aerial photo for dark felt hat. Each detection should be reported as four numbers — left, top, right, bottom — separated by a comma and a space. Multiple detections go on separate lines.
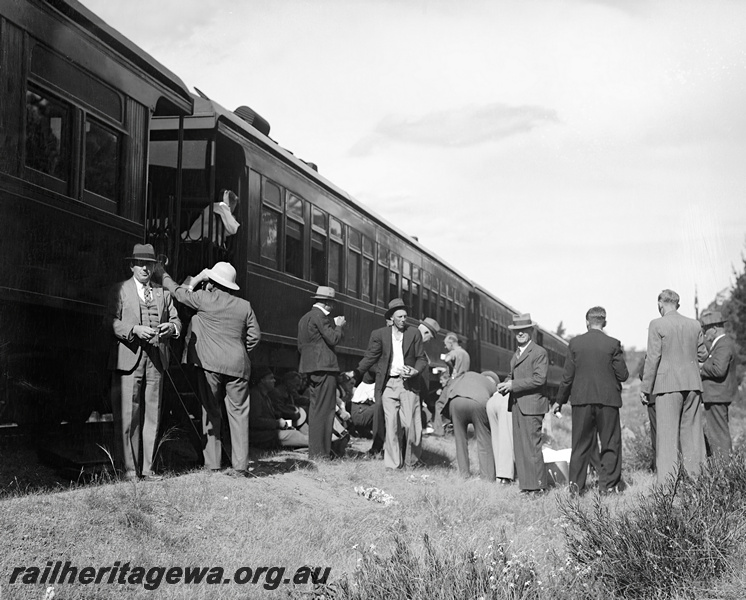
126, 243, 157, 262
385, 298, 409, 320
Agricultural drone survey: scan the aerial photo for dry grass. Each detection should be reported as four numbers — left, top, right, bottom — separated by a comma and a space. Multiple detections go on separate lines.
1, 383, 745, 599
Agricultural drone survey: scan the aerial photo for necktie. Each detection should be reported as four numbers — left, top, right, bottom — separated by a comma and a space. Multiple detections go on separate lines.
144, 285, 153, 303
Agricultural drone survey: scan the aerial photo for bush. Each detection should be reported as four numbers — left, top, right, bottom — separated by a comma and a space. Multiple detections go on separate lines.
622, 423, 655, 474
302, 532, 541, 600
557, 452, 746, 599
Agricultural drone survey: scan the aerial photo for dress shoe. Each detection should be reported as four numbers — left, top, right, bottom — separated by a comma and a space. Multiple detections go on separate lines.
366, 448, 383, 459
141, 473, 163, 482
497, 478, 514, 485
223, 468, 249, 478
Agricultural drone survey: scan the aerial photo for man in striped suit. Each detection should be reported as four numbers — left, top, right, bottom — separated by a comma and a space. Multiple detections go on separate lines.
108, 244, 181, 480
641, 289, 709, 485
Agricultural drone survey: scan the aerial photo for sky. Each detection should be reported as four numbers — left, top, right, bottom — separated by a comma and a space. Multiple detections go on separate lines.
82, 0, 746, 349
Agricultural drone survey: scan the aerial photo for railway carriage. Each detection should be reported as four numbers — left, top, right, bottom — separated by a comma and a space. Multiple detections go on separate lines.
0, 0, 192, 425
1, 0, 566, 433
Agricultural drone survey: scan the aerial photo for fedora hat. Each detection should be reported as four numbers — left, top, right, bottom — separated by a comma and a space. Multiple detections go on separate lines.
312, 286, 336, 301
205, 261, 239, 291
700, 311, 726, 327
126, 243, 157, 262
385, 298, 409, 319
421, 317, 441, 338
508, 313, 535, 330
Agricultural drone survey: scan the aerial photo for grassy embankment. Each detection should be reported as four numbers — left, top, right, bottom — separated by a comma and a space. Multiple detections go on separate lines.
1, 381, 745, 599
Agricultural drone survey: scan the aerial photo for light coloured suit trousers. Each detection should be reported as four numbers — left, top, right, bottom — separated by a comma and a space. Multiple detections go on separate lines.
655, 390, 705, 485
486, 391, 514, 480
381, 377, 422, 469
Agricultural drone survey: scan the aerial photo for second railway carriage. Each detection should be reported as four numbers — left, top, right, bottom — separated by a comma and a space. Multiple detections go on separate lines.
146, 94, 567, 402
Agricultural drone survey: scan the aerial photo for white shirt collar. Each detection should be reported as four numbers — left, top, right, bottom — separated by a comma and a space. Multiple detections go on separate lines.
313, 303, 330, 315
710, 333, 726, 350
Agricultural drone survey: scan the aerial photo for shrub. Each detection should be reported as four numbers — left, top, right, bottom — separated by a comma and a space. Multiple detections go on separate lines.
557, 452, 746, 599
301, 532, 540, 600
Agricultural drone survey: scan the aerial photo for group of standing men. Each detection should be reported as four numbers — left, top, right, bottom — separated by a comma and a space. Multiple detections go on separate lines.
107, 248, 738, 492
556, 289, 737, 495
108, 244, 260, 479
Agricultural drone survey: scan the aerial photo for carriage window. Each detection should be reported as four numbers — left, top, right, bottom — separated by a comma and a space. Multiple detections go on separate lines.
25, 89, 70, 185
263, 179, 281, 207
285, 220, 303, 277
376, 264, 386, 306
402, 277, 410, 314
260, 207, 280, 267
311, 207, 327, 284
329, 216, 344, 290
422, 288, 430, 318
260, 178, 282, 267
285, 194, 304, 278
389, 271, 399, 303
361, 235, 374, 302
84, 117, 120, 201
347, 229, 361, 297
411, 282, 420, 320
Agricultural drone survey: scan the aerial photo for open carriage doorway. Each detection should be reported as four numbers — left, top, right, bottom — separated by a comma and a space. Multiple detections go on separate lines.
147, 127, 247, 285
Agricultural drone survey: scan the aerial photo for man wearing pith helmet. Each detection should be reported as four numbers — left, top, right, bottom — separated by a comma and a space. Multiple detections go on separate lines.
297, 286, 346, 459
497, 313, 550, 494
158, 261, 260, 476
107, 243, 181, 480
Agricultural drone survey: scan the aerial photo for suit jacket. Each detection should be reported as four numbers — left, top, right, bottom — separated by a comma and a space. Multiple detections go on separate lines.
508, 341, 549, 415
556, 329, 629, 407
162, 274, 260, 380
641, 310, 707, 395
297, 306, 343, 373
356, 325, 428, 400
107, 277, 180, 371
446, 371, 497, 405
700, 335, 738, 404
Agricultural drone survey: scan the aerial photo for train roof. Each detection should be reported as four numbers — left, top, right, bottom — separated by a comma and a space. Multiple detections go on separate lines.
183, 95, 568, 338
182, 94, 478, 283
32, 0, 193, 115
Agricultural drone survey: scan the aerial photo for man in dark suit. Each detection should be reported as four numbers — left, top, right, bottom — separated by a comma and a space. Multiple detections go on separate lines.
555, 306, 629, 494
447, 370, 500, 480
108, 244, 181, 480
297, 286, 346, 459
699, 311, 737, 458
356, 298, 428, 469
159, 261, 260, 475
641, 289, 708, 485
497, 314, 549, 493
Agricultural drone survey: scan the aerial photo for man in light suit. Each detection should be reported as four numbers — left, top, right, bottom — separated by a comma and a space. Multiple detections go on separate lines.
159, 261, 260, 475
497, 314, 549, 493
699, 311, 737, 459
641, 289, 708, 485
356, 298, 428, 469
108, 244, 181, 480
555, 306, 629, 494
447, 370, 500, 480
297, 286, 346, 459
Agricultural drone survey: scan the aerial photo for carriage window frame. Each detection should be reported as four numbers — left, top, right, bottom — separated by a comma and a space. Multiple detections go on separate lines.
284, 192, 305, 279
328, 214, 344, 290
310, 206, 327, 285
82, 113, 122, 211
361, 234, 374, 303
346, 227, 362, 297
24, 85, 72, 196
259, 177, 283, 268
